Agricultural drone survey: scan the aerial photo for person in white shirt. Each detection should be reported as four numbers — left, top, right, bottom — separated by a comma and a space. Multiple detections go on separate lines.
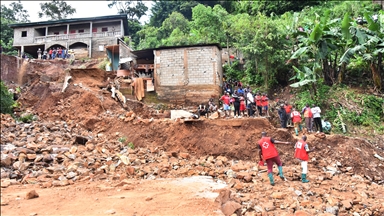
311, 104, 322, 132
246, 91, 255, 117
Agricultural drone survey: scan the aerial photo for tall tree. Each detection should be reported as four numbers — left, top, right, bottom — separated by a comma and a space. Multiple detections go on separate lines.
38, 0, 76, 20
107, 1, 149, 49
1, 2, 30, 55
235, 0, 321, 16
107, 0, 148, 21
149, 0, 235, 28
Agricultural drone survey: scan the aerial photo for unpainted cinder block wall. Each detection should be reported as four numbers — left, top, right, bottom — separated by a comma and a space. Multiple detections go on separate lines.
154, 45, 223, 105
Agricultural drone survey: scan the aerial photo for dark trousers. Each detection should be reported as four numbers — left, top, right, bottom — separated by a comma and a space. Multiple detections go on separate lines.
314, 117, 323, 132
248, 103, 254, 116
234, 102, 240, 116
281, 118, 287, 128
257, 106, 262, 116
266, 155, 282, 173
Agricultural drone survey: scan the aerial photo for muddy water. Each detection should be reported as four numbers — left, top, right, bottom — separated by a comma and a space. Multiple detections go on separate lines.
18, 60, 28, 85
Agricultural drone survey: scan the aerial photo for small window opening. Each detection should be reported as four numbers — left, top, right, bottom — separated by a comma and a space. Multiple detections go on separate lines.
21, 31, 27, 37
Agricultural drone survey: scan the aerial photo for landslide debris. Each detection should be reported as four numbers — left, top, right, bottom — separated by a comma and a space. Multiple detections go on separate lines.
2, 59, 384, 215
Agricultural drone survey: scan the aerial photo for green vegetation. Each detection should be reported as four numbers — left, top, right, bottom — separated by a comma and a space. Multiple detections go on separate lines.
135, 0, 383, 136
292, 83, 384, 135
1, 1, 382, 136
98, 58, 110, 71
1, 2, 30, 55
118, 136, 127, 143
127, 142, 135, 150
118, 137, 135, 149
0, 81, 14, 114
18, 113, 35, 123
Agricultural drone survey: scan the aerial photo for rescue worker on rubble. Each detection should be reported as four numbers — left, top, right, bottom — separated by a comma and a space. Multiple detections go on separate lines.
291, 108, 303, 136
294, 135, 316, 183
258, 131, 291, 186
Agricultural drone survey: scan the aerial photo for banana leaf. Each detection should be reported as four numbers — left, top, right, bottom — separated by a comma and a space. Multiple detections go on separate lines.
290, 47, 308, 59
309, 24, 323, 43
290, 79, 316, 88
341, 13, 351, 40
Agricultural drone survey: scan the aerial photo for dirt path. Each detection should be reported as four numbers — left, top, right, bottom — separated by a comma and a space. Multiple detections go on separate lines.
1, 176, 226, 216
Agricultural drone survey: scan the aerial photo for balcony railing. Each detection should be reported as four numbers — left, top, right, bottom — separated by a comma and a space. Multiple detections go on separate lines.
34, 31, 122, 43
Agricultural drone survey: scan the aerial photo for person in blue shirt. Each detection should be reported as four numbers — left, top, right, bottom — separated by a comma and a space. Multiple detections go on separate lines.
237, 86, 244, 96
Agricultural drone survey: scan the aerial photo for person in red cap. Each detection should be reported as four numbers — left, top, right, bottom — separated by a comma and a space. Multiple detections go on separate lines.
294, 135, 315, 183
258, 131, 291, 186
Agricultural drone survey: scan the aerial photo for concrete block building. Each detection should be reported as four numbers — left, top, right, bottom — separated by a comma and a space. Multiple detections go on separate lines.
9, 15, 129, 59
132, 44, 223, 104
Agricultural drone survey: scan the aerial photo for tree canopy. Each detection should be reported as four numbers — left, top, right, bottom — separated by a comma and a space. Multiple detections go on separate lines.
38, 0, 76, 20
1, 2, 30, 55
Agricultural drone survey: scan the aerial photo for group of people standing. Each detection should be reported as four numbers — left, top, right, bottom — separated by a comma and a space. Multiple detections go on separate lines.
220, 86, 270, 119
37, 47, 71, 60
277, 102, 331, 135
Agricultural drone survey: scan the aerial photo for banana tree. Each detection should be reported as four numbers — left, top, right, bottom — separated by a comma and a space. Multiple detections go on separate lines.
340, 11, 384, 91
289, 9, 342, 89
289, 64, 321, 97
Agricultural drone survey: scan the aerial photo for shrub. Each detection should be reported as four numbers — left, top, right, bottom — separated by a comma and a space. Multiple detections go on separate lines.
127, 142, 135, 150
118, 136, 127, 143
98, 58, 110, 70
18, 113, 35, 123
0, 81, 14, 114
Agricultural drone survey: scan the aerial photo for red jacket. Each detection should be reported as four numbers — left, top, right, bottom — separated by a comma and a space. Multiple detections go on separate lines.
258, 137, 278, 160
291, 111, 302, 123
220, 95, 230, 105
255, 95, 262, 106
285, 105, 292, 113
261, 96, 269, 107
294, 139, 309, 161
304, 107, 313, 118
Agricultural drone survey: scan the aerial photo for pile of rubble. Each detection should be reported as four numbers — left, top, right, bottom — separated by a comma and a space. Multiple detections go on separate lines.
1, 113, 384, 215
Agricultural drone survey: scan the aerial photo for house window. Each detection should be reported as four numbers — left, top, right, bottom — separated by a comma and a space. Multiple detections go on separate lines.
70, 30, 76, 34
78, 29, 84, 33
54, 32, 59, 35
21, 31, 27, 37
101, 27, 108, 32
92, 28, 97, 33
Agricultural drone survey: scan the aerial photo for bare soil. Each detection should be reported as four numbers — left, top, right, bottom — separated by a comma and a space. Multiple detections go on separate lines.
2, 58, 384, 215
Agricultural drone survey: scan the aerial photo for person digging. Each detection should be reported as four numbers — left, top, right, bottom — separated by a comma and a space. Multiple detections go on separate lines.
294, 135, 316, 183
258, 131, 291, 186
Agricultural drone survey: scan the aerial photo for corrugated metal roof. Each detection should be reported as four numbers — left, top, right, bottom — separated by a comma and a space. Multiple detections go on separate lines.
9, 14, 129, 36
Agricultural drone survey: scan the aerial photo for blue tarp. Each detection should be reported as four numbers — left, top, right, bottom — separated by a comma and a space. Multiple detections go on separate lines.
106, 49, 119, 71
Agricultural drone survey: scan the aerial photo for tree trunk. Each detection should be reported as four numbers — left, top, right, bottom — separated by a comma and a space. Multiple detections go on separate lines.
337, 62, 346, 84
265, 56, 268, 89
322, 59, 332, 85
378, 52, 383, 91
370, 62, 382, 91
227, 37, 230, 66
312, 82, 317, 97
